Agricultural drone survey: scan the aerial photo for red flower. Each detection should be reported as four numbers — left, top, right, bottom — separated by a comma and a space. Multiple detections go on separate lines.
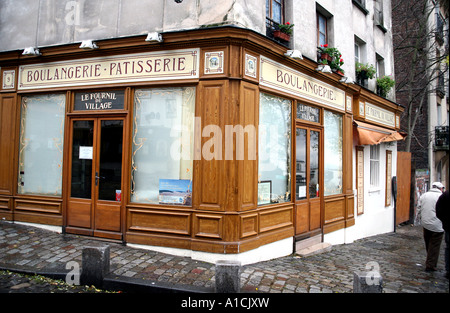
286, 22, 290, 25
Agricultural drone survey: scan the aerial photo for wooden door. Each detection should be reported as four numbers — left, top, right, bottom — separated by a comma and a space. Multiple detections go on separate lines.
396, 151, 411, 224
294, 126, 323, 237
66, 117, 124, 240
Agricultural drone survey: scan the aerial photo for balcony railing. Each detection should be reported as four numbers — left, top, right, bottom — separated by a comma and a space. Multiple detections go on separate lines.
435, 126, 449, 151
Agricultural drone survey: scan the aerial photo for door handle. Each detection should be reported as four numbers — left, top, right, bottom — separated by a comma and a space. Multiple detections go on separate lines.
95, 172, 105, 186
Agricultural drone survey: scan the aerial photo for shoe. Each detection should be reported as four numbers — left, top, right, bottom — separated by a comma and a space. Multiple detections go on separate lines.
425, 267, 437, 272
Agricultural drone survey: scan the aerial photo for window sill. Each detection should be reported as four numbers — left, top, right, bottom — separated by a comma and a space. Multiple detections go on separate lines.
368, 187, 381, 194
352, 0, 369, 15
375, 23, 387, 34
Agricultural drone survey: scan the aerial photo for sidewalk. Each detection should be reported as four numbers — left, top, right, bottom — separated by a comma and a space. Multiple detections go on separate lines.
0, 220, 448, 293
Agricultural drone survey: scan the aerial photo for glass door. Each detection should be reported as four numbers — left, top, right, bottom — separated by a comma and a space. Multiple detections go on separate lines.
66, 117, 124, 240
295, 126, 322, 236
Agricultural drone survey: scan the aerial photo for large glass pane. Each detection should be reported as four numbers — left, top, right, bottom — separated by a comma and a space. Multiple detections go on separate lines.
296, 129, 307, 200
99, 120, 123, 201
309, 130, 320, 198
71, 121, 94, 199
324, 110, 343, 195
18, 94, 66, 196
258, 93, 291, 205
131, 87, 195, 205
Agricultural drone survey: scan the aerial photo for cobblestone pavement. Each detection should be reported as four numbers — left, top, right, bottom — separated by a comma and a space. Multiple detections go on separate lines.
0, 220, 448, 293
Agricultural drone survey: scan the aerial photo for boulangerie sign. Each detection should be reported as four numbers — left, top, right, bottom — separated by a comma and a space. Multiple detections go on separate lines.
18, 48, 199, 90
259, 56, 346, 111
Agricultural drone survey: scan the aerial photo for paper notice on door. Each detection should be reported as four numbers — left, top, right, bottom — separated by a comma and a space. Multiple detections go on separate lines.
79, 146, 93, 159
298, 186, 307, 198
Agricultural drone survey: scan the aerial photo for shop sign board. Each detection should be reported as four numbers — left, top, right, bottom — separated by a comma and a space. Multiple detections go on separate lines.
365, 102, 396, 128
260, 56, 346, 111
18, 48, 199, 90
74, 90, 125, 111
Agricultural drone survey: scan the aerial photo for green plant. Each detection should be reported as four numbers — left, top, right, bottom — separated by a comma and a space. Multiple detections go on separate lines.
278, 22, 294, 35
376, 75, 395, 97
355, 62, 376, 79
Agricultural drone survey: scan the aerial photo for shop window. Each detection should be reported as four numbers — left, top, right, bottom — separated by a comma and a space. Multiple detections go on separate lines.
131, 87, 195, 205
18, 94, 66, 196
324, 110, 343, 195
370, 144, 380, 188
258, 93, 291, 205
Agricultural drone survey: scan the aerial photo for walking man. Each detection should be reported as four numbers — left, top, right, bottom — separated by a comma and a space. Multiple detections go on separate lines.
436, 189, 449, 279
417, 182, 445, 272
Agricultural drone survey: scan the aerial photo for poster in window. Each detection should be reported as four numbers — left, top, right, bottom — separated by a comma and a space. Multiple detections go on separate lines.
356, 146, 364, 215
258, 181, 272, 205
385, 150, 392, 207
159, 179, 192, 205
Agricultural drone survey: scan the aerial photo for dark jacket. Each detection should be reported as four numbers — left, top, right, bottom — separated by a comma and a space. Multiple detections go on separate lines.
436, 190, 449, 232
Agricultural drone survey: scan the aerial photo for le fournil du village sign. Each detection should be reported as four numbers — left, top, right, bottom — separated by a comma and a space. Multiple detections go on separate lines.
74, 90, 125, 111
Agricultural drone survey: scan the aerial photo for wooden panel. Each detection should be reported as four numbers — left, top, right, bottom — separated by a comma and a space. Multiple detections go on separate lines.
295, 202, 309, 235
95, 201, 121, 232
195, 80, 228, 211
0, 197, 12, 220
67, 199, 92, 228
0, 94, 17, 195
14, 198, 63, 226
346, 195, 355, 227
194, 214, 223, 239
260, 206, 293, 233
15, 198, 62, 215
324, 196, 345, 225
240, 213, 258, 238
309, 198, 321, 230
239, 81, 258, 211
128, 208, 191, 236
343, 113, 353, 194
396, 152, 411, 224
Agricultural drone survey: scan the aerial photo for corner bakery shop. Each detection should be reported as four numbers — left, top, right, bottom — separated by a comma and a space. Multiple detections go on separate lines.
0, 27, 404, 264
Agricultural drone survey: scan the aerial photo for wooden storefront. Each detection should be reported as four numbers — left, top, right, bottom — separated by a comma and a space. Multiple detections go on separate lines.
0, 27, 403, 259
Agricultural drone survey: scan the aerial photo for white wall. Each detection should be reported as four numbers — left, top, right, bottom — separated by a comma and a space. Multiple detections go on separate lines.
325, 140, 398, 245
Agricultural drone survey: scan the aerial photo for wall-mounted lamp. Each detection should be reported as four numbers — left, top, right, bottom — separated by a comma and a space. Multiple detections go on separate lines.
79, 40, 98, 49
22, 47, 41, 56
339, 76, 354, 84
145, 32, 163, 43
284, 50, 303, 60
315, 64, 332, 73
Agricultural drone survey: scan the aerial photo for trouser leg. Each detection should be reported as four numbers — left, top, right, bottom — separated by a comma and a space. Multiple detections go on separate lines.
445, 231, 449, 274
424, 228, 444, 270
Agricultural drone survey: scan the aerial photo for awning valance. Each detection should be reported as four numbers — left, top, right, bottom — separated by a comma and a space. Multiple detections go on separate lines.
354, 121, 407, 145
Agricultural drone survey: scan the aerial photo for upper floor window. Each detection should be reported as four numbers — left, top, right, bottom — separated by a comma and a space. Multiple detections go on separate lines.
317, 12, 328, 46
435, 10, 444, 45
370, 145, 380, 188
374, 0, 386, 32
266, 0, 284, 25
376, 54, 385, 78
355, 42, 361, 64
